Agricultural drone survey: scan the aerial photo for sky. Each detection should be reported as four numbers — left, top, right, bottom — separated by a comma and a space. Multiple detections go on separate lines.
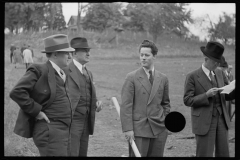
62, 3, 235, 41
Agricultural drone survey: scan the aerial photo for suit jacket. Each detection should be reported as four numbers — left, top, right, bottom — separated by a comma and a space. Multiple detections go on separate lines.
183, 67, 235, 135
120, 67, 171, 138
9, 60, 62, 138
63, 61, 97, 135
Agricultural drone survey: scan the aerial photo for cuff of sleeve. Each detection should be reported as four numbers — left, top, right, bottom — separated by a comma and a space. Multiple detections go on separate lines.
29, 102, 42, 117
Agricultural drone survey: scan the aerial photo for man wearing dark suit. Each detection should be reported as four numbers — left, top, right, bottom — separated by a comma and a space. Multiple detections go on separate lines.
183, 41, 235, 157
9, 34, 75, 156
63, 37, 103, 156
120, 40, 171, 157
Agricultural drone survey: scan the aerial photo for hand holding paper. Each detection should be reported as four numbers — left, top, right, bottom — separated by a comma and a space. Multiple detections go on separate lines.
219, 80, 235, 94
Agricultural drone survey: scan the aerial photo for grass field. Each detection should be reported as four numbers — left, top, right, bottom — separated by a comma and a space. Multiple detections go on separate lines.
4, 31, 235, 156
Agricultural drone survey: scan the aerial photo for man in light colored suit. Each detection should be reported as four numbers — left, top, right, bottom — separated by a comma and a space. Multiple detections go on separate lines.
120, 40, 171, 157
63, 37, 102, 156
183, 41, 235, 157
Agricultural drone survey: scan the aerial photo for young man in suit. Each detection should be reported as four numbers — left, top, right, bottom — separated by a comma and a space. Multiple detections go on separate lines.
120, 40, 171, 157
183, 41, 235, 157
63, 37, 103, 156
9, 34, 75, 156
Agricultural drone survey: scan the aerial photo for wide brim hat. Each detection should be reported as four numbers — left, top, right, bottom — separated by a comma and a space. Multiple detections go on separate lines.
70, 37, 91, 49
41, 34, 75, 53
200, 41, 224, 63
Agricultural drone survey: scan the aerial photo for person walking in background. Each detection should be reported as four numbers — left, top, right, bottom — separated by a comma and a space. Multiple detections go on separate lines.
63, 37, 103, 156
23, 45, 34, 69
183, 41, 235, 157
10, 44, 16, 63
13, 46, 23, 68
9, 34, 75, 156
120, 40, 171, 157
21, 43, 27, 59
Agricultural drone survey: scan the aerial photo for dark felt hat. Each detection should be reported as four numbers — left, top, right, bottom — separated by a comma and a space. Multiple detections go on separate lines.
70, 37, 91, 49
220, 56, 228, 68
200, 41, 224, 63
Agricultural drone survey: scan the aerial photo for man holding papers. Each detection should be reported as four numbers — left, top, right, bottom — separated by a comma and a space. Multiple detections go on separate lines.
183, 41, 235, 157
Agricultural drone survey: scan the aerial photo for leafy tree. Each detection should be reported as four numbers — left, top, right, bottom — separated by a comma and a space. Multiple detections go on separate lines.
210, 12, 235, 44
5, 3, 26, 34
122, 3, 193, 43
82, 3, 123, 32
52, 4, 66, 30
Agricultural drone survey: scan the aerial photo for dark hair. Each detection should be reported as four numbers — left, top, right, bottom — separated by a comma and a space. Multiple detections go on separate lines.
46, 52, 53, 58
139, 40, 158, 56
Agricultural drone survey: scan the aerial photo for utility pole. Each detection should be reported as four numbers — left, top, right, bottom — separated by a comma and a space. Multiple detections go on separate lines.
77, 3, 82, 35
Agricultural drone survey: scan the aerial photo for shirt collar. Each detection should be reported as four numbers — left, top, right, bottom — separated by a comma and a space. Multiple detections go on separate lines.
202, 64, 215, 78
49, 60, 62, 74
143, 66, 154, 78
73, 59, 85, 74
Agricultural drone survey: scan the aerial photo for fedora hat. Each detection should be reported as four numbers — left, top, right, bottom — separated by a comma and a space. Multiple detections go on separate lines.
220, 56, 228, 68
41, 34, 75, 53
200, 41, 224, 63
70, 37, 91, 49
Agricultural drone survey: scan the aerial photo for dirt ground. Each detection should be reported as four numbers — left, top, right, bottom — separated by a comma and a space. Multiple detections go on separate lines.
5, 57, 235, 157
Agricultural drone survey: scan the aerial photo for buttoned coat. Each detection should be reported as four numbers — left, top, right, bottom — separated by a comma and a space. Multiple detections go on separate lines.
120, 67, 171, 138
63, 61, 97, 135
9, 61, 64, 138
183, 67, 235, 135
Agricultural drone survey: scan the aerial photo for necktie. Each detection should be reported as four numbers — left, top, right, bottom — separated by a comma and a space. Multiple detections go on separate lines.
59, 69, 66, 83
209, 71, 217, 86
149, 70, 154, 85
82, 66, 90, 81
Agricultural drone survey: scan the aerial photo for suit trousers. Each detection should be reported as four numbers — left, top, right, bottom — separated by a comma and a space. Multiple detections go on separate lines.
195, 107, 229, 157
33, 119, 70, 156
129, 129, 168, 157
69, 109, 90, 156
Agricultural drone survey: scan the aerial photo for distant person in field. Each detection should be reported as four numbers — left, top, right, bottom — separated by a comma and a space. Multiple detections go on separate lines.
63, 37, 103, 156
9, 34, 74, 156
13, 46, 23, 68
218, 56, 234, 120
120, 40, 171, 157
183, 41, 235, 157
10, 44, 16, 63
23, 45, 34, 69
21, 43, 27, 58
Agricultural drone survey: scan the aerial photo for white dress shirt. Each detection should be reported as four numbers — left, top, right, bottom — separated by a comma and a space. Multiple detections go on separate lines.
73, 59, 85, 74
143, 66, 155, 79
202, 64, 215, 81
49, 60, 66, 82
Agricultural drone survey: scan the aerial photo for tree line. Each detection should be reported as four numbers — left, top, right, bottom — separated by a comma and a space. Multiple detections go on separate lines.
5, 3, 235, 45
5, 3, 66, 34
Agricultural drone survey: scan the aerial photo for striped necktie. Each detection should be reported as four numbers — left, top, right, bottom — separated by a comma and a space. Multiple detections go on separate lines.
59, 69, 66, 83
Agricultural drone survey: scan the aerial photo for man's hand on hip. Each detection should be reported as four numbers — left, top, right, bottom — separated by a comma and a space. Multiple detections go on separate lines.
36, 111, 50, 123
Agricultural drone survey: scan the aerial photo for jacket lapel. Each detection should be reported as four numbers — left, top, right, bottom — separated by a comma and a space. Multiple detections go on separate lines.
69, 61, 81, 89
85, 67, 96, 97
214, 69, 224, 88
45, 60, 56, 108
197, 67, 212, 92
137, 68, 151, 94
147, 70, 162, 105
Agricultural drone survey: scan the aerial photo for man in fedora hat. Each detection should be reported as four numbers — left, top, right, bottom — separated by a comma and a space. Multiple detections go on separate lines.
63, 37, 103, 156
10, 34, 75, 156
120, 40, 171, 157
183, 41, 235, 157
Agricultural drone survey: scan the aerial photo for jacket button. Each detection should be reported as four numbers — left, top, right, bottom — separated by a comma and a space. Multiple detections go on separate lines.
143, 92, 146, 94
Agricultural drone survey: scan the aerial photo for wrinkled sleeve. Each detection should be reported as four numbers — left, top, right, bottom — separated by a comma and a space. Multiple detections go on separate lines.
9, 65, 42, 117
120, 73, 134, 132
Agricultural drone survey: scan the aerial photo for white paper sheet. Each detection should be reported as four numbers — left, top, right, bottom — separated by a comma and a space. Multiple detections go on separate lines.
219, 80, 235, 94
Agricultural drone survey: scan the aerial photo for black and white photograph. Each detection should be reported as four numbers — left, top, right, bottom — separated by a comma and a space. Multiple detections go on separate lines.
4, 3, 235, 157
